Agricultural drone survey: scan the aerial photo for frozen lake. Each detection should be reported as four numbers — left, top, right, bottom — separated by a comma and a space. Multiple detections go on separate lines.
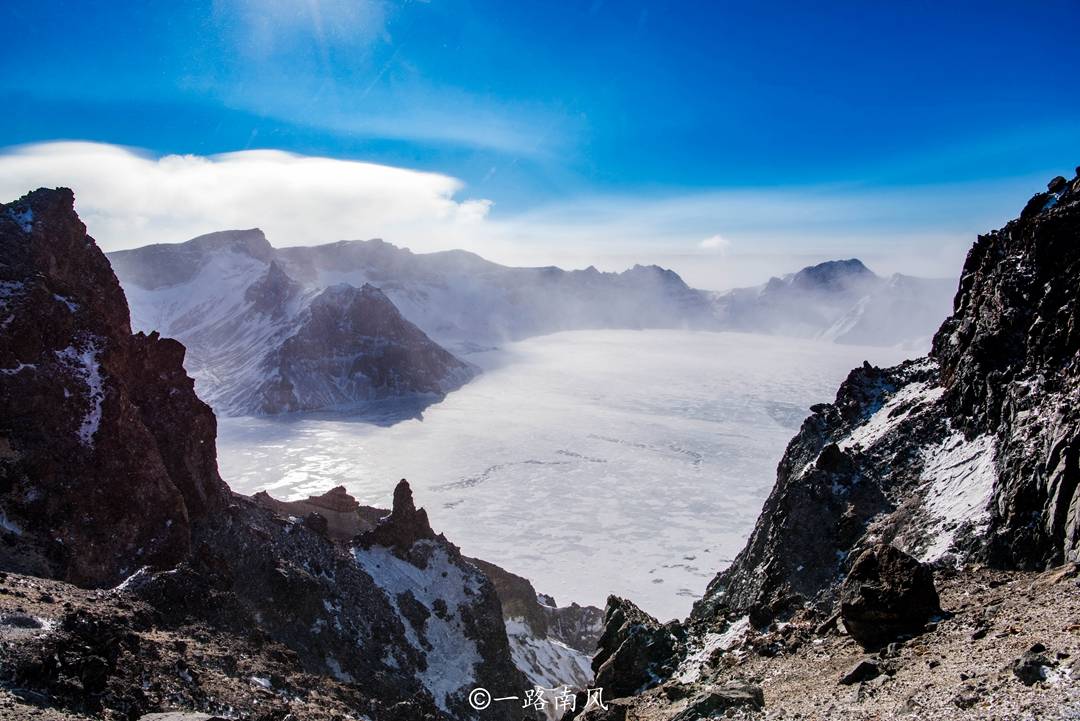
217, 330, 911, 619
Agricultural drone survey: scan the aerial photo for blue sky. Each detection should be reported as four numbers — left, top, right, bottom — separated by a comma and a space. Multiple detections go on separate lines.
2, 1, 1079, 287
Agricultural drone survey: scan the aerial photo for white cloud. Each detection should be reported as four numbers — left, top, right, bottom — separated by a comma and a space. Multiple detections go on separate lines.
698, 234, 731, 253
0, 141, 1043, 292
0, 142, 492, 251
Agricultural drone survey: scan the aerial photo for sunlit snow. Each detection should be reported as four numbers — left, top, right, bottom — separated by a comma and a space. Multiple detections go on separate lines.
218, 329, 911, 618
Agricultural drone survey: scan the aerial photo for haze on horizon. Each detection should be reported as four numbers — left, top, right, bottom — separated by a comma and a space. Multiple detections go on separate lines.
1, 1, 1078, 289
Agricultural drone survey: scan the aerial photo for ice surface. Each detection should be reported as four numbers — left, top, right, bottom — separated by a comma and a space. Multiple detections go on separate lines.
219, 330, 911, 618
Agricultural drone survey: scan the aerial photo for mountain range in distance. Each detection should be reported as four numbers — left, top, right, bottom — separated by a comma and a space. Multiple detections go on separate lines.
107, 231, 956, 417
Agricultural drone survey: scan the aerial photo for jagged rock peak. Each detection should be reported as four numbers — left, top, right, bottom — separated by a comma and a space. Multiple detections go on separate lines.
358, 479, 437, 550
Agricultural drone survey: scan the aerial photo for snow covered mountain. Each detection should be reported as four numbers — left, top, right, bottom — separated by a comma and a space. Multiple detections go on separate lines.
710, 258, 956, 348
108, 232, 474, 416
109, 232, 953, 418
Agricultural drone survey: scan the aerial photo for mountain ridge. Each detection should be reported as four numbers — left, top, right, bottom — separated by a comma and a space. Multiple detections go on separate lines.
109, 233, 955, 418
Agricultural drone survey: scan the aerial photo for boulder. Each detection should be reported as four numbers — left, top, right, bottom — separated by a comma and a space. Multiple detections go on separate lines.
1011, 648, 1055, 685
839, 544, 940, 649
839, 658, 881, 685
670, 682, 764, 719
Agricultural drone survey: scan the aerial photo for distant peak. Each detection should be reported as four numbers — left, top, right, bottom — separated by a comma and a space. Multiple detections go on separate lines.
185, 228, 274, 261
789, 258, 877, 290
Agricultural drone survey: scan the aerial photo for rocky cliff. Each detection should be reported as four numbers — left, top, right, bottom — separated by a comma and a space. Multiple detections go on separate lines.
696, 170, 1080, 625
0, 189, 528, 721
0, 188, 230, 587
249, 283, 474, 415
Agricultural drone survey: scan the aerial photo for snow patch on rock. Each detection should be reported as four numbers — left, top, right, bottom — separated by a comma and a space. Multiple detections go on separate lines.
675, 616, 750, 683
839, 378, 944, 452
919, 431, 998, 562
353, 541, 484, 712
54, 340, 105, 447
7, 206, 33, 233
505, 616, 592, 707
0, 509, 22, 536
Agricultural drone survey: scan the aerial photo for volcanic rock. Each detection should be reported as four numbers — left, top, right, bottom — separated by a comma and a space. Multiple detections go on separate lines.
840, 544, 940, 649
591, 596, 683, 698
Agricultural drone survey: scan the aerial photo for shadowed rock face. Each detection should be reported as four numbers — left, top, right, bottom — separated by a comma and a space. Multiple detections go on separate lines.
591, 597, 684, 699
0, 188, 229, 586
252, 284, 474, 415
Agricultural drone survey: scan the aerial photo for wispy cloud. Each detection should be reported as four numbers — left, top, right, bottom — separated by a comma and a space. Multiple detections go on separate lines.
699, 234, 731, 253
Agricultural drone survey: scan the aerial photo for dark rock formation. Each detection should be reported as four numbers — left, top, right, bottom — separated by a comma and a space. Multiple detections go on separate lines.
543, 601, 606, 656
932, 168, 1080, 569
668, 682, 764, 719
246, 283, 475, 415
591, 597, 683, 698
0, 188, 229, 587
839, 544, 940, 649
357, 479, 438, 551
1011, 647, 1055, 685
838, 658, 882, 686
